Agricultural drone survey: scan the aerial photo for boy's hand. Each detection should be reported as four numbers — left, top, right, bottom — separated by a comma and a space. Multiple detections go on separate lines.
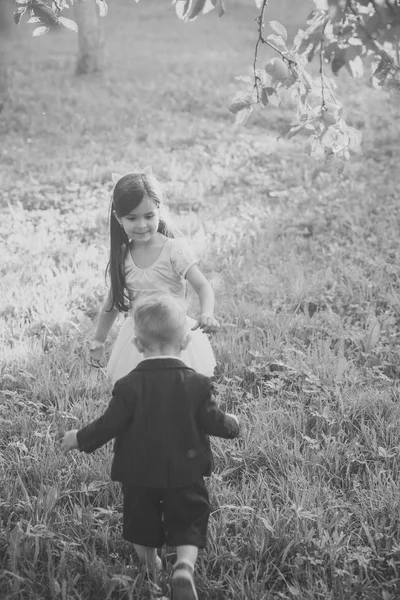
226, 413, 239, 427
192, 313, 220, 334
62, 430, 79, 454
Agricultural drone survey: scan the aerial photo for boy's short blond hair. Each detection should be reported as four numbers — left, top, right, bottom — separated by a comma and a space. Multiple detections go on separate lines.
133, 295, 187, 349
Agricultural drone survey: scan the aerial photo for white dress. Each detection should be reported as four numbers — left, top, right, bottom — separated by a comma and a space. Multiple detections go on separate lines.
106, 237, 216, 383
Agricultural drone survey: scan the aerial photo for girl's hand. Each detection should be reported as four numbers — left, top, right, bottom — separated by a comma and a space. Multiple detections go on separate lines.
88, 340, 105, 368
62, 430, 79, 454
192, 313, 220, 334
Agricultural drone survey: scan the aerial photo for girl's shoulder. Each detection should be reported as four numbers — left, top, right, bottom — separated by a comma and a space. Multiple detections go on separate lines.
167, 236, 197, 278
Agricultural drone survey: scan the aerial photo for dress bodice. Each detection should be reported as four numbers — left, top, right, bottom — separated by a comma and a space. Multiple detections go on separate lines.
124, 237, 196, 311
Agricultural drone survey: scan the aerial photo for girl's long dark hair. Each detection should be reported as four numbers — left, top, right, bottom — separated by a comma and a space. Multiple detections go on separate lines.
106, 172, 176, 313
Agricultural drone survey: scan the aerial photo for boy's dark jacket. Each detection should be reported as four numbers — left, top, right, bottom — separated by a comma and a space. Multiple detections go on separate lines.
77, 358, 239, 488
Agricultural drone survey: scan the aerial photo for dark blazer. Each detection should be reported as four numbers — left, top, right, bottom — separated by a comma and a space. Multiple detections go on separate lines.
77, 358, 239, 488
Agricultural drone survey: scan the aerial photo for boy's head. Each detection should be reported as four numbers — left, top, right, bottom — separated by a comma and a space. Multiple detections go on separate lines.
133, 295, 190, 356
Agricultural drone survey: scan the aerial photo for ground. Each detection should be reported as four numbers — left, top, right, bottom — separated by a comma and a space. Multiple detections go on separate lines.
1, 1, 400, 599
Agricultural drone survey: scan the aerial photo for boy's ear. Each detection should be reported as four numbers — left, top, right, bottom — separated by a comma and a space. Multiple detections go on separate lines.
181, 333, 192, 351
132, 337, 145, 354
111, 172, 123, 184
142, 165, 153, 177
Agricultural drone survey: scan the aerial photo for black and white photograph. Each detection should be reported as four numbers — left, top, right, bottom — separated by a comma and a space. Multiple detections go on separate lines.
1, 0, 400, 598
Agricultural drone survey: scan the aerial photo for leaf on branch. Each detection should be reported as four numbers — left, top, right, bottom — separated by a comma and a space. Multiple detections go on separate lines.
320, 126, 347, 153
371, 56, 393, 89
26, 16, 42, 23
288, 121, 317, 139
313, 0, 328, 8
173, 0, 224, 22
261, 88, 269, 107
96, 0, 108, 17
346, 55, 364, 79
268, 20, 288, 42
254, 68, 270, 87
235, 75, 253, 85
266, 34, 288, 53
328, 49, 346, 75
299, 70, 313, 94
228, 90, 253, 114
347, 126, 362, 155
309, 118, 363, 161
57, 0, 74, 9
176, 0, 194, 17
235, 105, 253, 126
214, 0, 225, 18
265, 57, 289, 83
14, 7, 27, 25
308, 136, 326, 160
319, 104, 340, 127
292, 11, 327, 61
58, 16, 78, 31
31, 2, 58, 26
32, 25, 50, 36
327, 1, 346, 23
263, 87, 281, 106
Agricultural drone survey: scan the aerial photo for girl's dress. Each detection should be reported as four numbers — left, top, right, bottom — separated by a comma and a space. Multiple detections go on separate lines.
106, 237, 216, 383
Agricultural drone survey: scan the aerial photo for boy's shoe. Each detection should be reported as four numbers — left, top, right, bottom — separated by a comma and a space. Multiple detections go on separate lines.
171, 562, 198, 600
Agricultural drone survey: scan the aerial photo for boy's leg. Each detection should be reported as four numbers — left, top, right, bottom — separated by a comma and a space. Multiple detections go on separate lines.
172, 545, 199, 599
176, 544, 198, 567
163, 479, 210, 600
172, 546, 199, 600
133, 544, 162, 581
122, 484, 165, 580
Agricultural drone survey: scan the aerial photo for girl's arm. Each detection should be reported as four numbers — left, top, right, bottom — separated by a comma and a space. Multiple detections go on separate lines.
93, 289, 119, 342
89, 289, 119, 361
185, 265, 219, 333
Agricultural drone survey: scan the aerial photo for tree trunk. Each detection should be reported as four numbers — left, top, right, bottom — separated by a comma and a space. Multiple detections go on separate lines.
0, 0, 10, 113
0, 60, 7, 113
0, 0, 11, 33
74, 0, 105, 76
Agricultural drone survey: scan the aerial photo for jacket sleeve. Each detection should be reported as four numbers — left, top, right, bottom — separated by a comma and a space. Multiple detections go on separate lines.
196, 382, 240, 439
76, 380, 134, 454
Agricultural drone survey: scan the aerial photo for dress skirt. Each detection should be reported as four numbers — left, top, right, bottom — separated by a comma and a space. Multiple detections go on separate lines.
106, 315, 216, 384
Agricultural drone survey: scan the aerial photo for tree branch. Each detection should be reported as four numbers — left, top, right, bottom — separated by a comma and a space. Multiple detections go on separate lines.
252, 0, 298, 100
253, 0, 269, 100
319, 20, 328, 110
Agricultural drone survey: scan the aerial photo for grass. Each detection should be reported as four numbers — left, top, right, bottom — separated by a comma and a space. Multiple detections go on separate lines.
2, 0, 400, 598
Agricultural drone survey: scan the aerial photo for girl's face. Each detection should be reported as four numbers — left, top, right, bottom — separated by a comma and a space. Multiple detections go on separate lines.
118, 196, 160, 243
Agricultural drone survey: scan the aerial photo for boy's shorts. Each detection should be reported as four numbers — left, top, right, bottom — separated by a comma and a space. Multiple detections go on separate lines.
122, 478, 210, 548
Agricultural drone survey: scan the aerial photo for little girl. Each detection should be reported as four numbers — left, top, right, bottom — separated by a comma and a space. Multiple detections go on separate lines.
89, 167, 219, 383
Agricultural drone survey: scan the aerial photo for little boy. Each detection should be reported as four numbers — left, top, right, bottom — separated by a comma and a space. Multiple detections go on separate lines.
62, 295, 239, 600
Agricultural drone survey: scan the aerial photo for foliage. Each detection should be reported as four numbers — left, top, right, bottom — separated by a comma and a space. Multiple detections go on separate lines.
11, 0, 400, 162
225, 0, 400, 162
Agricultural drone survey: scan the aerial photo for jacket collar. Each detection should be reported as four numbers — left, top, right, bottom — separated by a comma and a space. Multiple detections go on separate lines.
135, 357, 191, 371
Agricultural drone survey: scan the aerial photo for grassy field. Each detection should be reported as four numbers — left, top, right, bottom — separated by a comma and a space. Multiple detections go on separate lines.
2, 0, 400, 598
